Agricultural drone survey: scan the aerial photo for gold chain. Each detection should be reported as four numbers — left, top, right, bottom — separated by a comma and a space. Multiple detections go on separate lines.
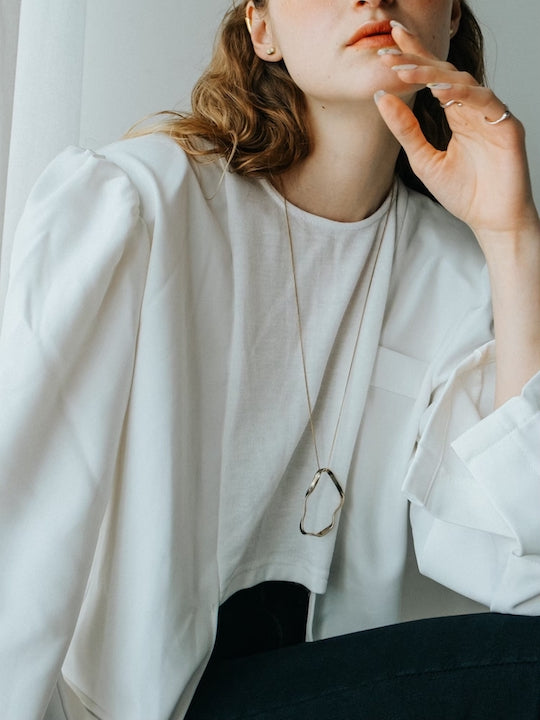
282, 181, 396, 536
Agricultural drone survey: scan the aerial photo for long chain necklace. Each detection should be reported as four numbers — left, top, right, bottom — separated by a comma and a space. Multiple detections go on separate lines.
283, 183, 396, 537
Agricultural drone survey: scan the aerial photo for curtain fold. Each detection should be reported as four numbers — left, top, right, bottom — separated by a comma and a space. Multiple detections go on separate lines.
0, 0, 22, 272
1, 0, 88, 309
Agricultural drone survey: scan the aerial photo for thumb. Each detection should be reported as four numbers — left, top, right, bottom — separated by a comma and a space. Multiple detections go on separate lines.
374, 90, 439, 177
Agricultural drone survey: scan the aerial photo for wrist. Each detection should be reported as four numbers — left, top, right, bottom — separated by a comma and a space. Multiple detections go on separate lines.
483, 219, 540, 407
472, 208, 540, 259
474, 219, 540, 289
483, 222, 540, 301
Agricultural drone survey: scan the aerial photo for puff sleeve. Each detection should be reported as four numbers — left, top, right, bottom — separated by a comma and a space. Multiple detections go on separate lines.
404, 338, 540, 615
0, 147, 150, 718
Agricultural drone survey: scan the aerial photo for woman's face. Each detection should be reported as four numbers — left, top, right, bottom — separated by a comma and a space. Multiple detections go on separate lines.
248, 0, 461, 107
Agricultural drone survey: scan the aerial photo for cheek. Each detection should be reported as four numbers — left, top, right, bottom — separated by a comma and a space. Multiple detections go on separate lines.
408, 0, 454, 58
272, 0, 335, 50
418, 15, 451, 58
429, 32, 450, 59
275, 18, 333, 78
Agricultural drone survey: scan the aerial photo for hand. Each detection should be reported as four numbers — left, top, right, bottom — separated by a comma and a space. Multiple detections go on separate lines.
375, 23, 539, 244
375, 23, 540, 406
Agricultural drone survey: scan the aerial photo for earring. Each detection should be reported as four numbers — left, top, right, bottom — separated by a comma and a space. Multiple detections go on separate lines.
266, 47, 276, 55
245, 17, 252, 34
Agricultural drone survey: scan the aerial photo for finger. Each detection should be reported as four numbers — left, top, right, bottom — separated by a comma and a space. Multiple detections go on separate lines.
374, 90, 441, 176
387, 63, 476, 90
389, 21, 438, 60
377, 48, 455, 73
427, 83, 514, 127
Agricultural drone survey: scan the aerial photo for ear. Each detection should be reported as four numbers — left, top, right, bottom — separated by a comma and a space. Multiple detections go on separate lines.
449, 0, 462, 38
245, 1, 283, 62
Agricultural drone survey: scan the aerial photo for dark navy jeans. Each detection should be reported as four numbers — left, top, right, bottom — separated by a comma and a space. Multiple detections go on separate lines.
186, 604, 540, 719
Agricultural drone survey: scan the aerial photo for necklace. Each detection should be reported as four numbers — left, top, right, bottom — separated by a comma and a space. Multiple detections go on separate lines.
283, 183, 396, 537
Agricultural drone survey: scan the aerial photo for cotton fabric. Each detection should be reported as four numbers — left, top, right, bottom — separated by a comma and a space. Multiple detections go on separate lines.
0, 133, 538, 720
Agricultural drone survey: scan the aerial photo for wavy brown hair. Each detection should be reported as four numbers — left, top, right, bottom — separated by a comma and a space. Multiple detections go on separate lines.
128, 0, 485, 194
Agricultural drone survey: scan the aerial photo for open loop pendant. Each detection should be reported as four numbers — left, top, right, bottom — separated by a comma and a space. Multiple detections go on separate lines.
285, 182, 396, 540
299, 468, 345, 538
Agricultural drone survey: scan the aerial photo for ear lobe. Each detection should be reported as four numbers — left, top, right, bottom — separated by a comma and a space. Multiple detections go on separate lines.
245, 1, 283, 62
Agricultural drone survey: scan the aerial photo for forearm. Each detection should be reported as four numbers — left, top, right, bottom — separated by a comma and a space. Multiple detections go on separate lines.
477, 217, 540, 407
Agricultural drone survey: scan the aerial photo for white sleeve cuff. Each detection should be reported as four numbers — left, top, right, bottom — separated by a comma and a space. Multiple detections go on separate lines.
403, 341, 540, 612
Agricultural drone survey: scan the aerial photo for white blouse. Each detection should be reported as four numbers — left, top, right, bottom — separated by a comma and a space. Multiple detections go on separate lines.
0, 133, 538, 720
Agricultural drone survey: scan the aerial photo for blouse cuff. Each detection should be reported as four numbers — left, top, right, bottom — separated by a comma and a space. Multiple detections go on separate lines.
451, 365, 540, 556
404, 341, 540, 552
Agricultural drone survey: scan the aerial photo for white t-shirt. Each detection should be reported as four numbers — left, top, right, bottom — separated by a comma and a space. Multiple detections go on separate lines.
1, 133, 538, 720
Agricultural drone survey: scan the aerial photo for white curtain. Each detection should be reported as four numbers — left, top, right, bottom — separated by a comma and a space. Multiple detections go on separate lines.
1, 0, 539, 309
1, 0, 88, 308
0, 0, 22, 304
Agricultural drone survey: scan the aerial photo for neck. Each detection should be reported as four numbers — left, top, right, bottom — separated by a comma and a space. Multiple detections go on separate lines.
277, 101, 401, 222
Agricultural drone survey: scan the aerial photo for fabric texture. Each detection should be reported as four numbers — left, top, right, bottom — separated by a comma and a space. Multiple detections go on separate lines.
0, 133, 539, 720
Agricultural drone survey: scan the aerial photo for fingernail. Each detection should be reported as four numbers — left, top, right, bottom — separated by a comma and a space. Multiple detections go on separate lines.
390, 20, 412, 34
373, 90, 386, 103
391, 64, 418, 71
427, 82, 453, 89
377, 47, 402, 56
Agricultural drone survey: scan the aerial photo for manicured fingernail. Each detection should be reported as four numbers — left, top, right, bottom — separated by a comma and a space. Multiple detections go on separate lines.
427, 82, 453, 89
377, 47, 402, 56
390, 20, 412, 34
391, 64, 418, 71
373, 90, 387, 103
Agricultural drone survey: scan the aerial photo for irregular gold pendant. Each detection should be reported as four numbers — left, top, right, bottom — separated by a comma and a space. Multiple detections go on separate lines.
299, 468, 345, 538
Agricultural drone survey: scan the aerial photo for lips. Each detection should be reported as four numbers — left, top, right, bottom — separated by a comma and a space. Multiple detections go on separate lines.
347, 20, 394, 47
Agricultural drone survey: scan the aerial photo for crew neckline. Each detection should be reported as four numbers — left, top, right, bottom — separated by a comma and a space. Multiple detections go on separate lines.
259, 176, 399, 233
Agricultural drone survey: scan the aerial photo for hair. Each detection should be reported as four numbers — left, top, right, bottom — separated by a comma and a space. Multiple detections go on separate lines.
127, 0, 485, 195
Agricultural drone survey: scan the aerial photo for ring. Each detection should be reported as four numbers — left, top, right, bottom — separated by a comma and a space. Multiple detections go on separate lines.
484, 105, 511, 125
440, 99, 463, 109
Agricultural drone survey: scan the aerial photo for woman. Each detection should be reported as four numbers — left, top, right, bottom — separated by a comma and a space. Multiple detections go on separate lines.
1, 0, 539, 718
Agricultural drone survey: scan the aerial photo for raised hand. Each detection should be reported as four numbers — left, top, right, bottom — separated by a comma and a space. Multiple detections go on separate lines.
375, 22, 540, 406
374, 22, 539, 244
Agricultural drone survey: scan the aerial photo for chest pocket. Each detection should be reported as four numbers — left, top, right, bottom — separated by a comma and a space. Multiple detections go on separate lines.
370, 345, 428, 400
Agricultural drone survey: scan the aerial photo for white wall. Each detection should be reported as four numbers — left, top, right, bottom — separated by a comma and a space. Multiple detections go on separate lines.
79, 0, 230, 148
471, 0, 540, 206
